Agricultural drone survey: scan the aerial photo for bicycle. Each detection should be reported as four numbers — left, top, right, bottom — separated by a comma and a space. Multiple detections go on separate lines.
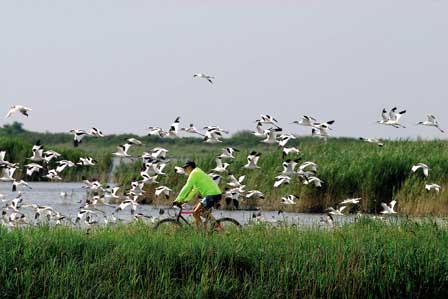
154, 202, 241, 232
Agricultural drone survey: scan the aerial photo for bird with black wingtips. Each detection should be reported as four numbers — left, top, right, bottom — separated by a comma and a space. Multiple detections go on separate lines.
70, 129, 88, 147
6, 105, 32, 118
193, 73, 215, 84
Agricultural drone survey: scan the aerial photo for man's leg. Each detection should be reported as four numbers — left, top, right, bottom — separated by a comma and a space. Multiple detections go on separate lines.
193, 202, 205, 230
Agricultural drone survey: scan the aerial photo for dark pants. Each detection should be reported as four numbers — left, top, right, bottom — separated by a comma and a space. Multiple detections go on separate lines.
200, 194, 222, 209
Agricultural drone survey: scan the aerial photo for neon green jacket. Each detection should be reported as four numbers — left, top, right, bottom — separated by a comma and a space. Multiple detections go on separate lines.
175, 168, 221, 203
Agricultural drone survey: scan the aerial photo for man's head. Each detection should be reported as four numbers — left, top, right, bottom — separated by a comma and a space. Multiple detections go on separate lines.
182, 160, 196, 174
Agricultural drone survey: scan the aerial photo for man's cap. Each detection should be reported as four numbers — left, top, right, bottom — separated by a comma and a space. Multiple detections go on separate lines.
182, 160, 196, 169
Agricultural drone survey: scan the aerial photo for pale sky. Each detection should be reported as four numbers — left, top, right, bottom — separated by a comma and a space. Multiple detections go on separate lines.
1, 1, 447, 139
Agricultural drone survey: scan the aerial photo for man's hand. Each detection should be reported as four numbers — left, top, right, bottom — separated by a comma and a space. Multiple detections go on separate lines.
172, 201, 182, 208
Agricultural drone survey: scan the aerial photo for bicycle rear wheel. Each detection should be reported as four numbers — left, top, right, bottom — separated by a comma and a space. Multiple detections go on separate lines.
215, 218, 241, 232
154, 218, 182, 233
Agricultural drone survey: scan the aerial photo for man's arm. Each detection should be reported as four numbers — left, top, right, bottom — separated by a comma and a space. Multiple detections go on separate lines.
175, 174, 195, 202
184, 188, 199, 202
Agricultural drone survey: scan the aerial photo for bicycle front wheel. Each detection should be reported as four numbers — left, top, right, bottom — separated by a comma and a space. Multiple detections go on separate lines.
154, 218, 182, 233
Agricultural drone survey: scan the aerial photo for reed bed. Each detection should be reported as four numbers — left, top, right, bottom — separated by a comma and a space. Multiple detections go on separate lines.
0, 219, 447, 298
114, 137, 448, 215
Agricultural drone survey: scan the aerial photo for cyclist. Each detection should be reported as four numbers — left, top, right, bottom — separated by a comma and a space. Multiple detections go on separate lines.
173, 160, 222, 230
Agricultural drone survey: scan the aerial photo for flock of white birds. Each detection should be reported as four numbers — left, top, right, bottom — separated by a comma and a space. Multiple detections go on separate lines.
0, 75, 445, 227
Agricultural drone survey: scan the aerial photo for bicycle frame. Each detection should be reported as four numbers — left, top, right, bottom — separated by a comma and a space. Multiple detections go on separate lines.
172, 205, 215, 227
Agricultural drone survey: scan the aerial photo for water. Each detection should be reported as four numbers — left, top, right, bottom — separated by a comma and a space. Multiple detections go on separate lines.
0, 182, 353, 226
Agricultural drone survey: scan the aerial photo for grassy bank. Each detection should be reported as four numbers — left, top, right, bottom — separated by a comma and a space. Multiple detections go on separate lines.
0, 220, 447, 298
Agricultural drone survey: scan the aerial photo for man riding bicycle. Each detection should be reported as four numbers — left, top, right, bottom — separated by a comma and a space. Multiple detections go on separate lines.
173, 160, 222, 230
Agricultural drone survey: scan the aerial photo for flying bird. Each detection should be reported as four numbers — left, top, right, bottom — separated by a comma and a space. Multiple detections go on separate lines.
411, 163, 430, 177
6, 105, 32, 118
377, 107, 406, 128
380, 200, 397, 214
417, 115, 445, 133
193, 73, 215, 84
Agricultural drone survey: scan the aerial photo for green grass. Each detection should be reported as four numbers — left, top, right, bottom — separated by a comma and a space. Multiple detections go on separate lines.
0, 220, 447, 298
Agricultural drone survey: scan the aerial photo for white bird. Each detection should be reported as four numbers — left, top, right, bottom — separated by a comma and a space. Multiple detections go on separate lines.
292, 115, 317, 127
299, 161, 318, 173
340, 198, 361, 205
22, 204, 54, 220
43, 150, 61, 163
282, 147, 301, 158
278, 134, 296, 147
148, 126, 167, 138
77, 157, 97, 166
359, 137, 384, 147
75, 209, 100, 223
380, 200, 397, 214
209, 173, 222, 185
155, 186, 172, 199
29, 140, 44, 162
167, 117, 180, 138
149, 147, 169, 160
327, 206, 346, 216
320, 214, 334, 226
377, 107, 406, 128
141, 173, 159, 185
204, 129, 223, 143
282, 159, 300, 175
81, 178, 103, 191
0, 167, 16, 182
262, 127, 283, 144
6, 105, 32, 118
70, 129, 88, 147
174, 166, 186, 175
212, 158, 230, 173
311, 127, 330, 140
181, 124, 205, 136
105, 186, 120, 200
113, 143, 133, 158
115, 199, 140, 215
257, 114, 280, 127
219, 147, 239, 159
12, 180, 32, 192
89, 127, 104, 137
127, 138, 143, 145
202, 126, 230, 135
25, 163, 43, 177
56, 160, 76, 173
281, 195, 298, 205
224, 188, 241, 209
417, 115, 444, 133
252, 121, 266, 137
411, 163, 430, 177
244, 151, 262, 169
193, 73, 214, 84
227, 174, 245, 188
44, 169, 62, 181
274, 175, 291, 188
425, 184, 441, 193
303, 176, 323, 188
312, 120, 335, 131
246, 190, 265, 200
0, 151, 9, 167
145, 162, 167, 176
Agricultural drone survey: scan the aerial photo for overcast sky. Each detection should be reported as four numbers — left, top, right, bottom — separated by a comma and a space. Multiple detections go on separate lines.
1, 1, 447, 139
